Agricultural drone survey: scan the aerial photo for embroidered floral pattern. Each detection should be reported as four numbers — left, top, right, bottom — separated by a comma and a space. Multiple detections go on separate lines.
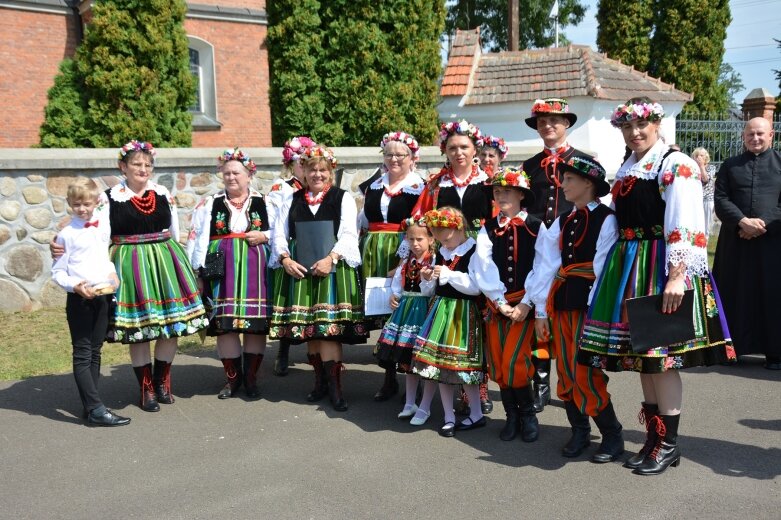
659, 162, 698, 192
214, 211, 228, 234
619, 225, 663, 240
666, 227, 707, 248
249, 212, 263, 231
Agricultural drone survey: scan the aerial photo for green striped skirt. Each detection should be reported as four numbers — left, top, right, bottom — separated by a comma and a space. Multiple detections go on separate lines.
108, 234, 208, 344
270, 241, 368, 344
360, 230, 403, 330
578, 238, 736, 373
412, 295, 484, 385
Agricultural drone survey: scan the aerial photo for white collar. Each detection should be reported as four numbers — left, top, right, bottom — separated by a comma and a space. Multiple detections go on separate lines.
497, 210, 528, 226
545, 142, 569, 154
369, 171, 425, 195
617, 139, 667, 180
440, 237, 476, 260
109, 180, 168, 202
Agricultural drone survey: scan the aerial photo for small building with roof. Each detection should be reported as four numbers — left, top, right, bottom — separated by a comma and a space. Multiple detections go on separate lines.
439, 28, 693, 175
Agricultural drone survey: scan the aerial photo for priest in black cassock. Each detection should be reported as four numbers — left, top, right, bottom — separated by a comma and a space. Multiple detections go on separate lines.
713, 117, 781, 370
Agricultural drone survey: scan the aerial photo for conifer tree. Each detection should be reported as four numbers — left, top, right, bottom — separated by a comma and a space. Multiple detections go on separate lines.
40, 0, 195, 147
595, 0, 653, 70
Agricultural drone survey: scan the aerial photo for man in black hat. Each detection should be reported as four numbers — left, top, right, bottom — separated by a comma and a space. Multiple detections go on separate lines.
523, 97, 596, 411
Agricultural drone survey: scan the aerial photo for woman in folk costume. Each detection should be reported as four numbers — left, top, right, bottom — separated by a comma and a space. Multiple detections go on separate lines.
270, 145, 368, 412
358, 131, 425, 402
412, 120, 495, 415
375, 217, 437, 424
187, 148, 271, 399
266, 136, 316, 376
412, 207, 514, 437
578, 98, 736, 475
478, 167, 541, 443
106, 141, 208, 411
532, 157, 624, 463
478, 134, 509, 178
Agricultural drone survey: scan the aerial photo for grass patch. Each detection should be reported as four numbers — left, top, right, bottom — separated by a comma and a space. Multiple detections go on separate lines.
0, 307, 217, 381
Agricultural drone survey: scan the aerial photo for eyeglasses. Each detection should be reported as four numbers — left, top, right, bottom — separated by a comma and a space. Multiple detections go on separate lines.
383, 153, 409, 160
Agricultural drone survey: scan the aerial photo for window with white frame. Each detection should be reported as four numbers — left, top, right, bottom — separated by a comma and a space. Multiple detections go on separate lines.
187, 36, 220, 129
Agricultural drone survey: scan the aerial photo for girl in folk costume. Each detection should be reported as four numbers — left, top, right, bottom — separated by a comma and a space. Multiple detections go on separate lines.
270, 145, 368, 412
532, 157, 624, 463
187, 148, 271, 399
358, 131, 426, 402
375, 217, 437, 423
579, 98, 735, 475
265, 136, 316, 376
413, 120, 495, 415
412, 207, 514, 437
478, 134, 509, 179
478, 167, 541, 442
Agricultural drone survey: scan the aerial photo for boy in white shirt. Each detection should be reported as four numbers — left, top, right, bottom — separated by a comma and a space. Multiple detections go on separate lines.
52, 178, 129, 427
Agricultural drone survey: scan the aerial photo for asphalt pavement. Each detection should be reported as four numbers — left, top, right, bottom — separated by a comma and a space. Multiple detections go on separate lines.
0, 339, 778, 520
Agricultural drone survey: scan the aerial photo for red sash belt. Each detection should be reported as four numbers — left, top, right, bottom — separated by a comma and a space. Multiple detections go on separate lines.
545, 262, 595, 317
112, 231, 171, 245
368, 222, 403, 232
209, 232, 247, 240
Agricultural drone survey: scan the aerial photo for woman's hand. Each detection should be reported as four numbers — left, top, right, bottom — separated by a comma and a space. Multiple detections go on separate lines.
535, 318, 550, 341
282, 257, 307, 279
50, 237, 65, 260
389, 294, 400, 310
244, 231, 267, 247
310, 257, 333, 277
662, 263, 687, 314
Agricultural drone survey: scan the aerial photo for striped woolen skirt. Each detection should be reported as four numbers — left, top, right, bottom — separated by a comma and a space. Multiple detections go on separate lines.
360, 229, 404, 330
108, 233, 208, 344
412, 295, 484, 385
204, 237, 270, 335
578, 238, 736, 373
269, 241, 368, 344
375, 292, 431, 372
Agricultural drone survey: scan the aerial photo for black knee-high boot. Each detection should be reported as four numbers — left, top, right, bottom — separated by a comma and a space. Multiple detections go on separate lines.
625, 402, 659, 469
373, 366, 399, 401
243, 352, 263, 398
591, 401, 624, 463
562, 400, 591, 457
514, 385, 539, 442
532, 357, 551, 412
324, 360, 347, 412
499, 388, 520, 441
133, 364, 160, 412
306, 353, 328, 402
274, 339, 290, 376
633, 414, 681, 475
152, 358, 175, 404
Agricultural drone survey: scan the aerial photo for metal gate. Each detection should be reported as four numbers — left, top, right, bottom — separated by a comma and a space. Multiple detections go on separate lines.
675, 112, 781, 168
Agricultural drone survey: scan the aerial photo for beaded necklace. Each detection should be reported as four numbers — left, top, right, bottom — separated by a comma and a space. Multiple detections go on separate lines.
226, 193, 249, 210
449, 163, 478, 188
305, 185, 331, 206
129, 190, 157, 215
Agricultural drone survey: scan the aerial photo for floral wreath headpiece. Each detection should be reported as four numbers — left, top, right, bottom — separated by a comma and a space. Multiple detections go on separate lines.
525, 98, 578, 129
118, 140, 156, 162
400, 216, 428, 231
218, 147, 257, 175
610, 101, 665, 128
424, 208, 464, 230
487, 167, 531, 189
381, 131, 420, 160
479, 135, 509, 160
301, 145, 338, 169
439, 120, 482, 154
282, 136, 317, 164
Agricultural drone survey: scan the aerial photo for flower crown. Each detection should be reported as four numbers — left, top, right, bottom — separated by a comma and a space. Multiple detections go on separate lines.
488, 167, 531, 189
218, 147, 257, 175
118, 140, 156, 162
610, 101, 665, 128
401, 216, 428, 231
479, 135, 509, 159
282, 136, 317, 164
439, 120, 482, 154
424, 208, 464, 230
381, 131, 420, 160
301, 145, 338, 169
531, 98, 570, 116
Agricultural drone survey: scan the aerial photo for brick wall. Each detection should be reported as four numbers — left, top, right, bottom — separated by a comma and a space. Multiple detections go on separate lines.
0, 9, 78, 147
185, 18, 272, 147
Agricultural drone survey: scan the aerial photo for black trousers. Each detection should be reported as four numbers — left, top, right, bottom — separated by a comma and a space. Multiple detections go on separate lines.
66, 293, 110, 414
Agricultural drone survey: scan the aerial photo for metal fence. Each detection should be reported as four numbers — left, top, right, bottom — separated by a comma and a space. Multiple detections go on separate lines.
675, 111, 781, 168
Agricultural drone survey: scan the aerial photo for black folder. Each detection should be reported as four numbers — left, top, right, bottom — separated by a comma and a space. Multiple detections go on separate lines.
625, 290, 696, 352
294, 220, 336, 273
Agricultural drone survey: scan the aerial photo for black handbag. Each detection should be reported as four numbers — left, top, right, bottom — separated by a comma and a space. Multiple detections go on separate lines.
200, 250, 225, 280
